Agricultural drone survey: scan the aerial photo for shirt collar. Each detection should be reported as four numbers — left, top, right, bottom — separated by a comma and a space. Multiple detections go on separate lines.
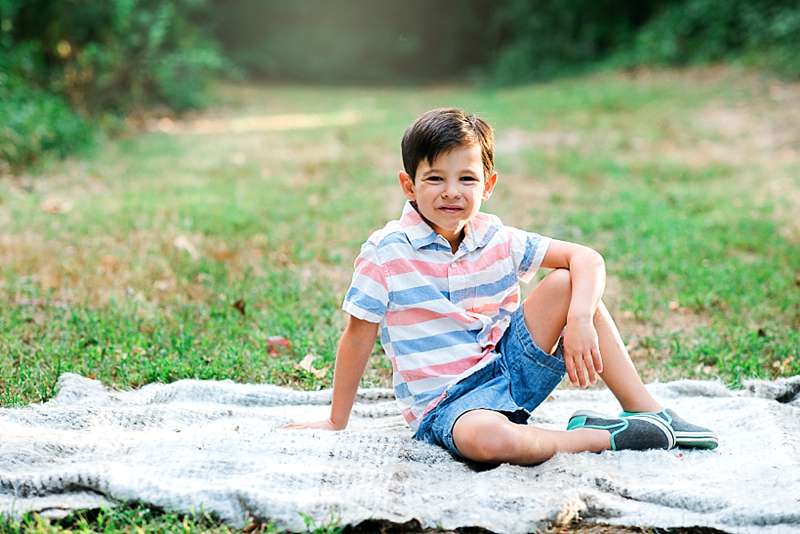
399, 200, 498, 253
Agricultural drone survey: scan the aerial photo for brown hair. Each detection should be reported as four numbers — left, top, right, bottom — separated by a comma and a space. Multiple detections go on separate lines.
401, 107, 494, 180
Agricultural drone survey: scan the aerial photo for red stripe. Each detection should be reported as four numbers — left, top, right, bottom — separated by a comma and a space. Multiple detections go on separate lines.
384, 240, 511, 278
385, 308, 478, 327
386, 292, 519, 326
401, 209, 422, 226
399, 354, 483, 382
354, 258, 387, 289
402, 408, 416, 424
469, 291, 519, 315
420, 391, 448, 418
486, 324, 504, 346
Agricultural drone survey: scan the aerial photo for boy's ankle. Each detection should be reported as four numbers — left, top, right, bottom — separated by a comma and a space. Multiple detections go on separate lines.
575, 428, 612, 452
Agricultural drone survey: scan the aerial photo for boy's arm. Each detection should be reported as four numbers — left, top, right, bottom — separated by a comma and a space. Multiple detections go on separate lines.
283, 314, 378, 430
540, 238, 605, 321
540, 238, 606, 386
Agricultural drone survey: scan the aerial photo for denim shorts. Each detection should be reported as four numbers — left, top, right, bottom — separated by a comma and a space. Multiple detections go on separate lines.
411, 306, 566, 461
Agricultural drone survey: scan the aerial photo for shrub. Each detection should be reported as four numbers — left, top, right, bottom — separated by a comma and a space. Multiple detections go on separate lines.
624, 0, 800, 77
7, 0, 224, 113
0, 69, 92, 171
0, 0, 223, 170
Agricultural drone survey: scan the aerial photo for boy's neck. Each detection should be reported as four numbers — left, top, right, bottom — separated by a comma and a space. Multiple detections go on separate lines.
411, 202, 466, 253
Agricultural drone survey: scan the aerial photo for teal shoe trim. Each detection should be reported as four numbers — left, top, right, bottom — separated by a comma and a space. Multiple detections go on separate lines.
567, 414, 628, 450
607, 419, 629, 450
566, 415, 588, 431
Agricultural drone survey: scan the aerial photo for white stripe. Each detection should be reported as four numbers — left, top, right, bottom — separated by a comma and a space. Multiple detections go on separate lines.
403, 375, 454, 395
394, 342, 482, 371
351, 275, 388, 301
389, 317, 483, 341
390, 271, 449, 291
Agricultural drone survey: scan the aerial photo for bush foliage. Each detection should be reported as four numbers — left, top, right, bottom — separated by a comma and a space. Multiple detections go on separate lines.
486, 0, 800, 83
0, 0, 223, 170
626, 0, 800, 77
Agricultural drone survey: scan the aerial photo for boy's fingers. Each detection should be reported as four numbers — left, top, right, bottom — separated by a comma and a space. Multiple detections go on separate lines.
583, 352, 597, 385
577, 356, 589, 387
592, 346, 603, 374
564, 355, 579, 386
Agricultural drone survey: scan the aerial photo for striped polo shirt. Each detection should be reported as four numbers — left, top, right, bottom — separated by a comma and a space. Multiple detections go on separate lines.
342, 200, 551, 433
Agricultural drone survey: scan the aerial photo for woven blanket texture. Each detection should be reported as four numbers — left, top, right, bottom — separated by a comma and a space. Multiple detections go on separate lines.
1, 372, 799, 533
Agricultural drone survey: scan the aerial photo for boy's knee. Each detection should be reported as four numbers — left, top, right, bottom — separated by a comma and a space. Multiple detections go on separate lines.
545, 268, 571, 293
454, 415, 519, 463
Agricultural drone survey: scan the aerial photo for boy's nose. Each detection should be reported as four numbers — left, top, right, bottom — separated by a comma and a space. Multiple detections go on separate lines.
443, 181, 460, 197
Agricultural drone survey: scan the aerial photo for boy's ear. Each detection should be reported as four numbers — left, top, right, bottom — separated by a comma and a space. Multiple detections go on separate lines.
482, 172, 498, 201
398, 171, 416, 201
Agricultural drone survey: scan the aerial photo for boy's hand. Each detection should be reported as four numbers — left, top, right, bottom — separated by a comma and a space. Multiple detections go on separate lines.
281, 419, 345, 431
562, 317, 603, 388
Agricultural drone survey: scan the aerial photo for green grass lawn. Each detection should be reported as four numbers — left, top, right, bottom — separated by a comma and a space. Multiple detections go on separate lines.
1, 66, 798, 532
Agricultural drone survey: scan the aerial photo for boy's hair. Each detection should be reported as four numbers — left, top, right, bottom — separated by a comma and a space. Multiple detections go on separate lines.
401, 108, 494, 181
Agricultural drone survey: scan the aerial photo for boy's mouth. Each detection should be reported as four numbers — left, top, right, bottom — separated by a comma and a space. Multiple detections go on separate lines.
438, 206, 463, 214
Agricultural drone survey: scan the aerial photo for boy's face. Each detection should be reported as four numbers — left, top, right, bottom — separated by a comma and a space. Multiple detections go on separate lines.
399, 142, 497, 246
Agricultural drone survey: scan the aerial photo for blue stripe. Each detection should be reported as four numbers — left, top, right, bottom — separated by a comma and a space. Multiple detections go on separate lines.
393, 329, 479, 356
471, 224, 500, 251
450, 271, 518, 302
377, 232, 411, 248
395, 381, 411, 399
519, 233, 541, 274
475, 271, 518, 298
411, 232, 438, 249
344, 286, 386, 317
390, 285, 449, 305
413, 387, 446, 407
421, 242, 452, 252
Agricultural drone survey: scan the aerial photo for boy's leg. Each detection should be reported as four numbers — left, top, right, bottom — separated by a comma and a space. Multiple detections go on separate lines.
452, 409, 610, 465
522, 269, 662, 413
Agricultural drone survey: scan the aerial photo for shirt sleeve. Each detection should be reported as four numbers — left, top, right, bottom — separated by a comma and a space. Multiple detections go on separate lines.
508, 227, 551, 284
341, 241, 389, 323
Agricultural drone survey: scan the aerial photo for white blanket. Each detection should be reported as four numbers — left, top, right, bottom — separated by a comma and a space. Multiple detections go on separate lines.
1, 373, 799, 533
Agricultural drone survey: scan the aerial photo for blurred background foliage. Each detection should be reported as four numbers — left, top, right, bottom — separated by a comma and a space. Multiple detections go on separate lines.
2, 0, 799, 171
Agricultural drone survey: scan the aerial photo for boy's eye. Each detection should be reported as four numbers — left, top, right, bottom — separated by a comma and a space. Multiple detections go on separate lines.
461, 176, 478, 182
426, 176, 443, 182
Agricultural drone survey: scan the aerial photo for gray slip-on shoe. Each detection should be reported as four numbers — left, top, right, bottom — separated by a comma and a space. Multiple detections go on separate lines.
619, 408, 719, 450
567, 410, 676, 451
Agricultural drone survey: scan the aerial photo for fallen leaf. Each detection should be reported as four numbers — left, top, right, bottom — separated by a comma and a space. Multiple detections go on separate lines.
98, 255, 118, 274
210, 246, 236, 261
153, 279, 170, 291
232, 299, 246, 316
40, 197, 72, 214
297, 353, 328, 379
267, 336, 291, 356
173, 235, 199, 259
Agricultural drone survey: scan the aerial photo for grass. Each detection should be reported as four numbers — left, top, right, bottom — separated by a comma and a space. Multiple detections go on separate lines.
0, 505, 345, 533
1, 65, 798, 531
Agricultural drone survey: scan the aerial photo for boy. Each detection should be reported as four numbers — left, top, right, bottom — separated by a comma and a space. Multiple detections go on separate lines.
285, 108, 718, 464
